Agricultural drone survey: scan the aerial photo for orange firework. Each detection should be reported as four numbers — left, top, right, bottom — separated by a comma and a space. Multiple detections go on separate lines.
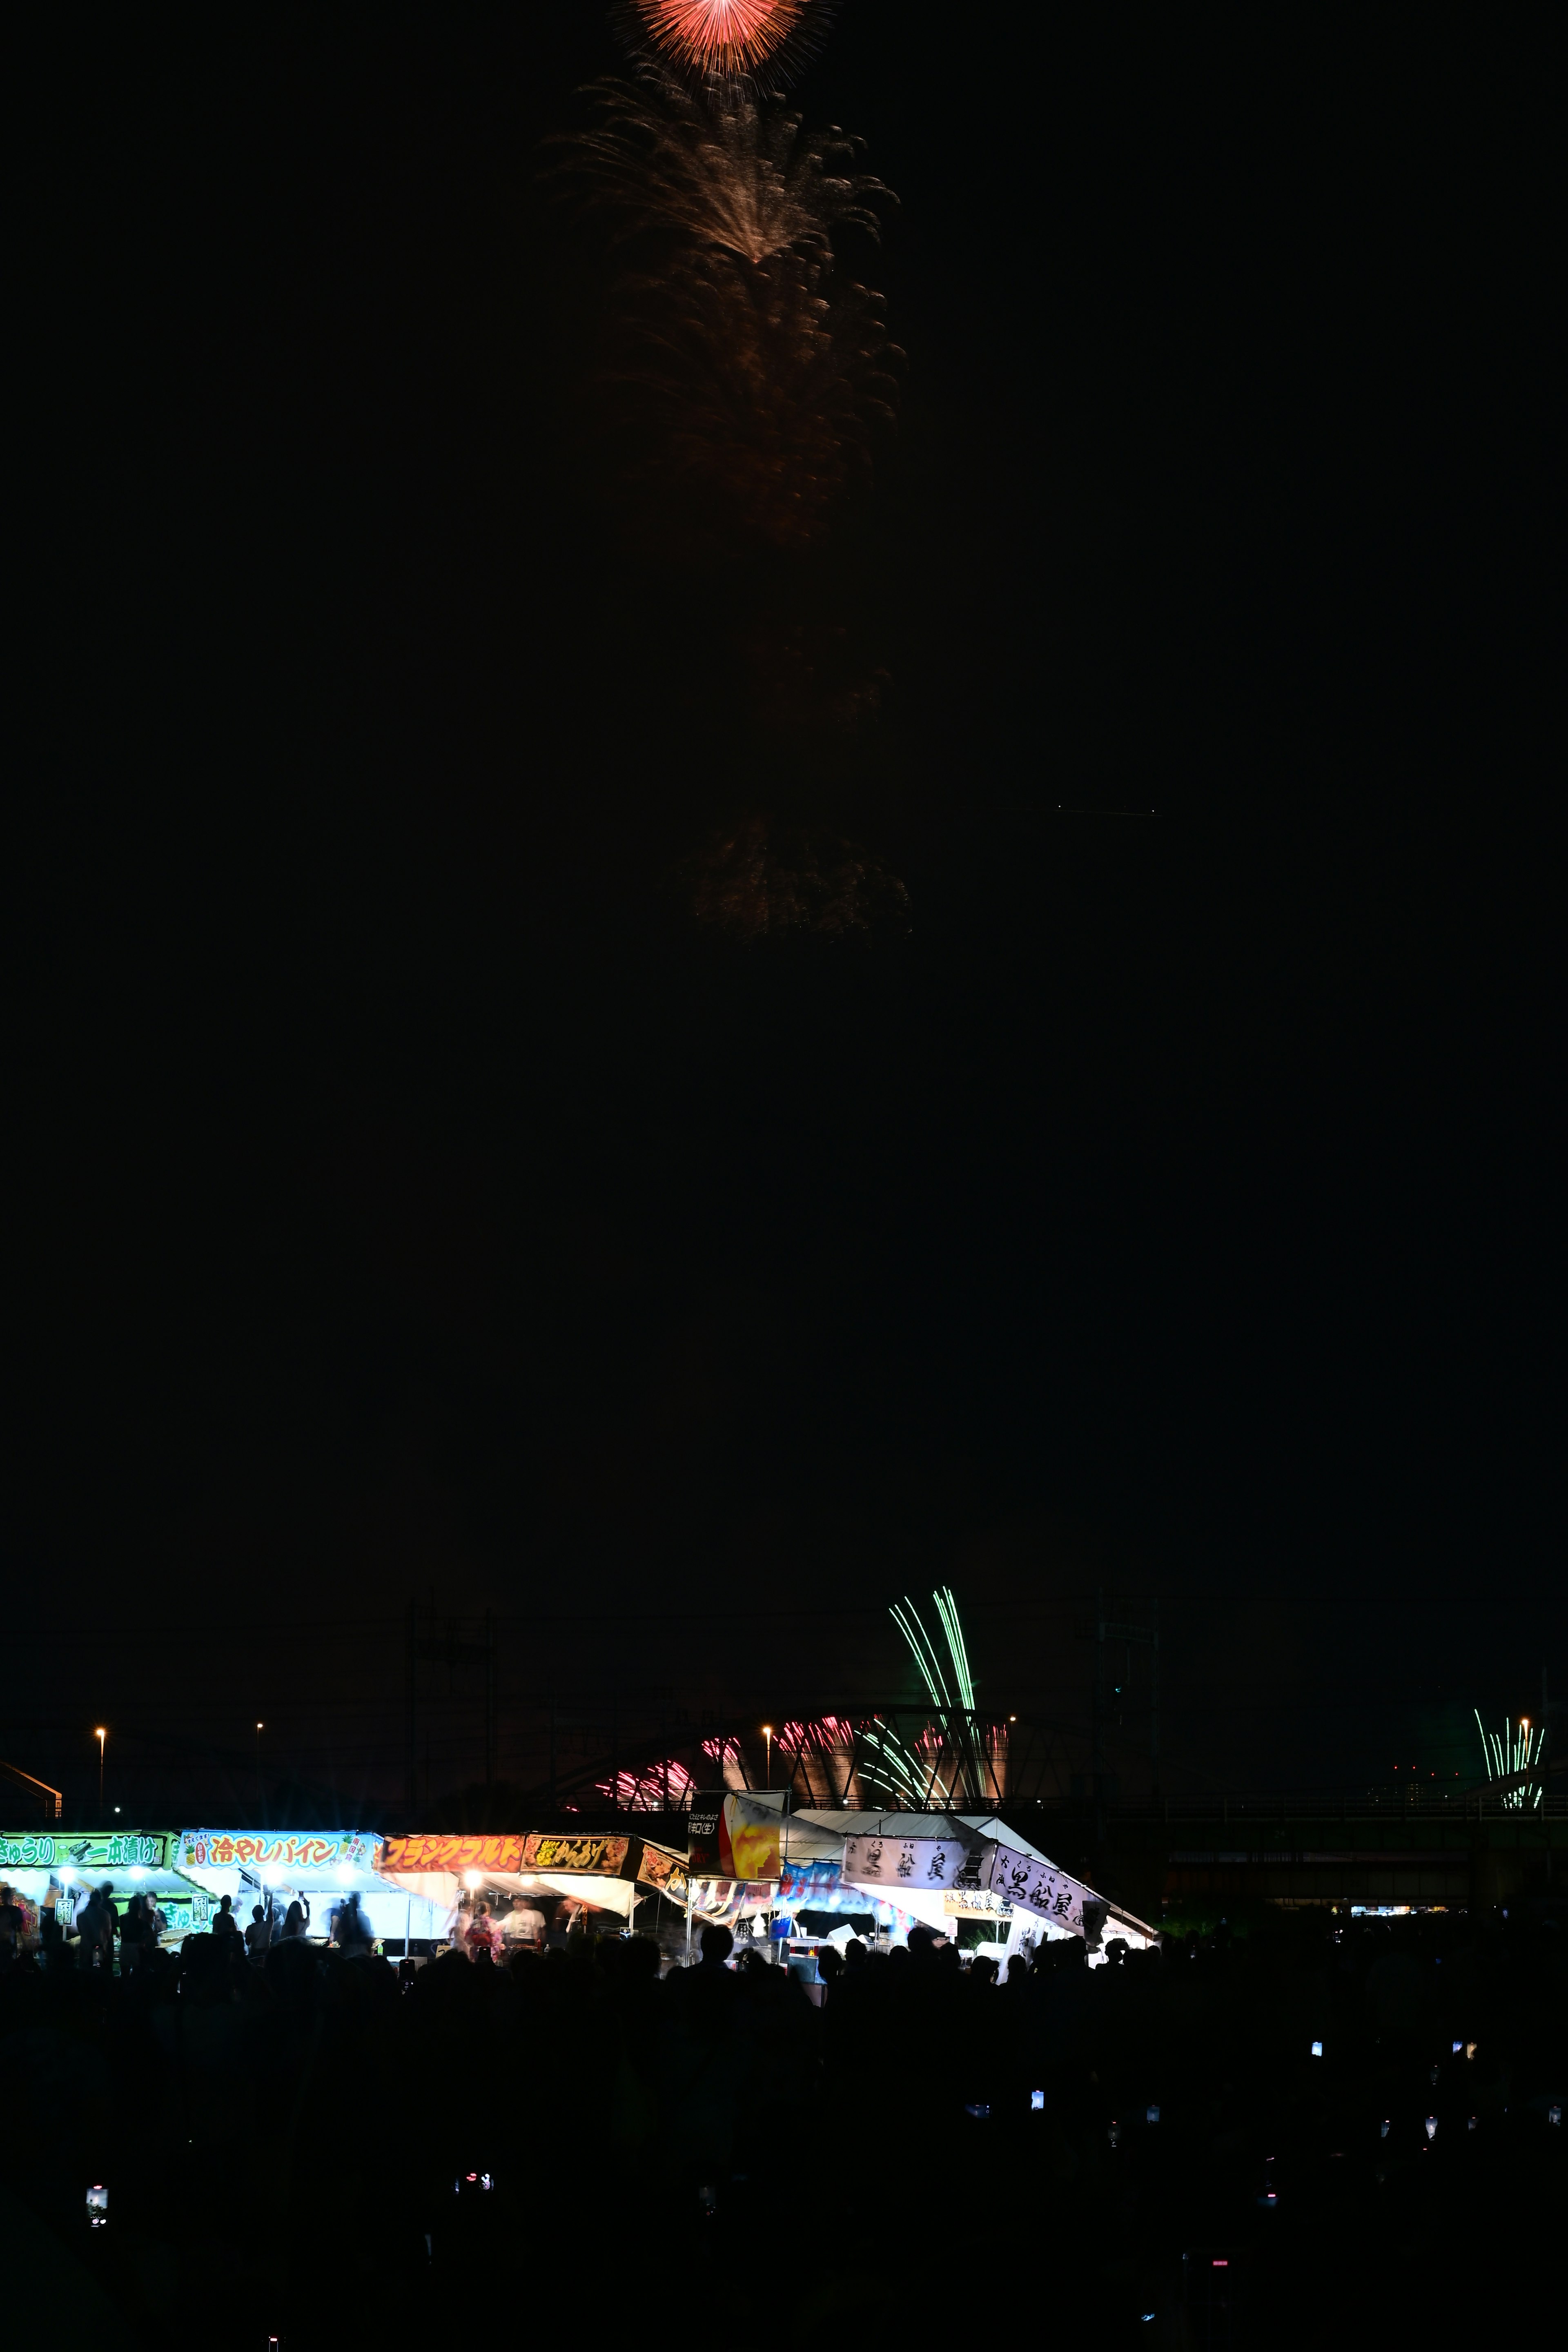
633, 2, 812, 80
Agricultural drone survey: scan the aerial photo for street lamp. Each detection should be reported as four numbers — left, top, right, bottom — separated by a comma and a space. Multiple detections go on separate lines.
94, 1728, 106, 1813
761, 1724, 773, 1789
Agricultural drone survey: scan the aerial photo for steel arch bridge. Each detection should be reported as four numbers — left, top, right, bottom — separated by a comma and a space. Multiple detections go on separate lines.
528, 1702, 1084, 1813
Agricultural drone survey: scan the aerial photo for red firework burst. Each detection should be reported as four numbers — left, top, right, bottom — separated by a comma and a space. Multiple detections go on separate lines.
633, 1, 811, 79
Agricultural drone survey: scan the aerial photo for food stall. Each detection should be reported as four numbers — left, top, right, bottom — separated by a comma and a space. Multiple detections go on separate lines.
0, 1827, 201, 1951
375, 1830, 691, 1955
173, 1828, 445, 1951
684, 1796, 1158, 1966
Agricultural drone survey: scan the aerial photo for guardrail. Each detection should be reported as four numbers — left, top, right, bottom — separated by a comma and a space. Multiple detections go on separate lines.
1102, 1791, 1567, 1822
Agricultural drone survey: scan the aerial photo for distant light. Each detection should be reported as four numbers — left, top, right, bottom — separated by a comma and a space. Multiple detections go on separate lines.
1380, 2118, 1390, 2138
1452, 2040, 1463, 2054
1310, 2040, 1323, 2058
1425, 2117, 1438, 2140
1146, 2104, 1160, 2124
1550, 2105, 1562, 2129
1030, 2089, 1045, 2111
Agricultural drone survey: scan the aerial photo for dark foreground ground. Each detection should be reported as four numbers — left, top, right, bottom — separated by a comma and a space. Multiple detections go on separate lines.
2, 1904, 1562, 2344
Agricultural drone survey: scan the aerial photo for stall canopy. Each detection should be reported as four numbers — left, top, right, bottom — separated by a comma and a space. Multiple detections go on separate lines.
0, 1829, 214, 1946
175, 1828, 448, 1942
375, 1830, 690, 1931
686, 1799, 1158, 1953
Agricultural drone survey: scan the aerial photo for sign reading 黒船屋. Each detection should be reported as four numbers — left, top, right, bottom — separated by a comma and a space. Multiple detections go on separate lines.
983, 1842, 1089, 1932
841, 1834, 984, 1891
842, 1833, 1093, 1932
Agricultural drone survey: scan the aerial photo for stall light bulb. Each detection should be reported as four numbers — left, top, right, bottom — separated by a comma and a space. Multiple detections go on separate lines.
463, 1869, 483, 1889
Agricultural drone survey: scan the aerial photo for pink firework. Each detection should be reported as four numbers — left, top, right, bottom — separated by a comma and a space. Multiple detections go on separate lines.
633, 2, 811, 79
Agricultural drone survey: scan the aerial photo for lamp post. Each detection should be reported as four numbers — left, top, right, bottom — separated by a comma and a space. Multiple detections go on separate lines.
255, 1722, 264, 1823
94, 1728, 106, 1815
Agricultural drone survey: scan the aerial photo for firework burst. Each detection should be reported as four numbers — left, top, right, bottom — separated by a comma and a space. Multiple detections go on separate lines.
628, 1, 826, 88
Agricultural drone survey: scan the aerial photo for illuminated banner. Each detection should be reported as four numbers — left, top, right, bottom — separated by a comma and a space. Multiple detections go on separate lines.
380, 1835, 525, 1874
635, 1844, 689, 1904
943, 1887, 1014, 1920
685, 1797, 781, 1883
178, 1831, 377, 1873
377, 1833, 631, 1879
984, 1841, 1089, 1931
0, 1831, 166, 1872
842, 1832, 988, 1892
523, 1833, 630, 1875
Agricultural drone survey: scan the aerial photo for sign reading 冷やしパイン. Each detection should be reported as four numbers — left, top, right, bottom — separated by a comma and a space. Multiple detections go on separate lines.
0, 1832, 165, 1871
178, 1831, 376, 1872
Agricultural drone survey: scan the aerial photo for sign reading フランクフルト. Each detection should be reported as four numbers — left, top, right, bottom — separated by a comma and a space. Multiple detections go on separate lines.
376, 1833, 633, 1878
0, 1831, 166, 1871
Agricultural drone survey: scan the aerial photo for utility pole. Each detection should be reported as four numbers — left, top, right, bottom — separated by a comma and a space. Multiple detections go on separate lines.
1150, 1599, 1160, 1794
407, 1599, 418, 1819
1077, 1587, 1162, 1822
1092, 1583, 1107, 1846
484, 1611, 496, 1806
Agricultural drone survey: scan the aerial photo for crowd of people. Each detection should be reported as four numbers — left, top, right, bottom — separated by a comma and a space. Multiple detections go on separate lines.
0, 1890, 1560, 2342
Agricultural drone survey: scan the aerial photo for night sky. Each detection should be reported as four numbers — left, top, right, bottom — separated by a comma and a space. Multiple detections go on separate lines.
13, 8, 1562, 1818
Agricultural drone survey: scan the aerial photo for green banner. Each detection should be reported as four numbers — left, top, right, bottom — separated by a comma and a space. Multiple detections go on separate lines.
0, 1831, 167, 1872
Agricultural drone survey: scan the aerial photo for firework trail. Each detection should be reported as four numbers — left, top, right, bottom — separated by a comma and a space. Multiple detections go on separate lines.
551, 69, 898, 557
687, 815, 910, 935
556, 68, 889, 267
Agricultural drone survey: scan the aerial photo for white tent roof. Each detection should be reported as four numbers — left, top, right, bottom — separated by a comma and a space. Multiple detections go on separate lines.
791, 1807, 1061, 1871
